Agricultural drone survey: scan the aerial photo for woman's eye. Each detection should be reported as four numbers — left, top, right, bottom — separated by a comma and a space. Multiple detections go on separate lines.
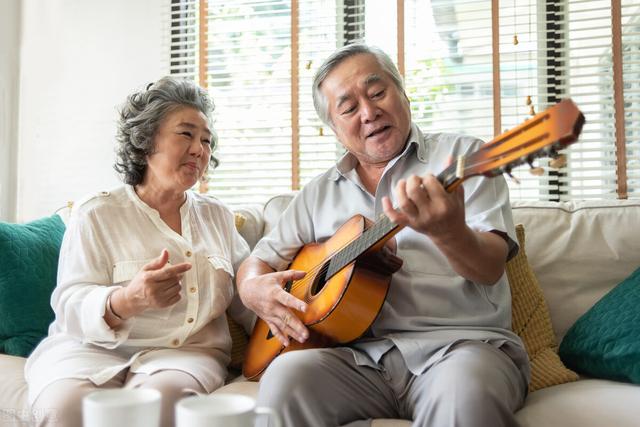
372, 90, 384, 98
181, 131, 192, 138
202, 139, 211, 145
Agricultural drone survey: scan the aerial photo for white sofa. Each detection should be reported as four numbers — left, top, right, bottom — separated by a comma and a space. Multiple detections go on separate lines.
2, 196, 640, 426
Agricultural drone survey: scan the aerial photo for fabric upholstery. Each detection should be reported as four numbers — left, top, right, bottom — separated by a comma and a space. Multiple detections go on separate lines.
506, 224, 578, 392
559, 266, 640, 384
0, 215, 66, 357
510, 199, 640, 343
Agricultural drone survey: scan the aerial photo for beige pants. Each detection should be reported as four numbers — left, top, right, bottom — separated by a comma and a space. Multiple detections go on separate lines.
31, 369, 206, 427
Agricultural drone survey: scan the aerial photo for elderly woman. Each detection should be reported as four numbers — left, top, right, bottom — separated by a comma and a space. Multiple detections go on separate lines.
25, 77, 252, 427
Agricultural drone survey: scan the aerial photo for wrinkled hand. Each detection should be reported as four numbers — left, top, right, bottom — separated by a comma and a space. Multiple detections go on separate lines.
382, 174, 466, 241
239, 270, 308, 347
122, 249, 191, 316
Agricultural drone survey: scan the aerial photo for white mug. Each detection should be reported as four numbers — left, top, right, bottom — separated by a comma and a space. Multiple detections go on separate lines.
82, 388, 161, 427
176, 393, 282, 427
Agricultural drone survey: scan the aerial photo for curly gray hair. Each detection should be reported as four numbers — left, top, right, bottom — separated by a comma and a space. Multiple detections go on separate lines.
312, 44, 407, 127
114, 76, 218, 185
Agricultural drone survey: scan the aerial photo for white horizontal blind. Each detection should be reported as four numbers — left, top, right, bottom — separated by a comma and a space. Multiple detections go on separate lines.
498, 0, 560, 200
623, 0, 640, 199
558, 0, 618, 199
203, 1, 293, 205
167, 1, 638, 203
404, 0, 495, 145
168, 0, 198, 80
297, 0, 363, 187
168, 0, 367, 205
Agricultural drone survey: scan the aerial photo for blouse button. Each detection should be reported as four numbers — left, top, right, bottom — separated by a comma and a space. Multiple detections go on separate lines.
185, 250, 192, 257
171, 338, 180, 347
189, 287, 197, 294
187, 317, 194, 324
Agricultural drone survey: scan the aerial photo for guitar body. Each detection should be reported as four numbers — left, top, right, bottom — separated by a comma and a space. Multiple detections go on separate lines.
242, 215, 401, 380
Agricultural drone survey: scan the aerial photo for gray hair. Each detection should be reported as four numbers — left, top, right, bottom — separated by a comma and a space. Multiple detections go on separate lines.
312, 44, 407, 127
114, 76, 218, 185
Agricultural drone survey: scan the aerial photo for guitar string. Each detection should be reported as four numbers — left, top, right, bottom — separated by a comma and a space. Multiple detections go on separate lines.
284, 154, 522, 295
284, 131, 558, 295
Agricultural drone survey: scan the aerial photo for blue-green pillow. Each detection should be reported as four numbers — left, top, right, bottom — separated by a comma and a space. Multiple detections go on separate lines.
559, 267, 640, 384
0, 215, 66, 357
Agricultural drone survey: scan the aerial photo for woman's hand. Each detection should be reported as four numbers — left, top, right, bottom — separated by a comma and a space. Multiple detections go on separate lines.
110, 249, 191, 320
237, 257, 308, 347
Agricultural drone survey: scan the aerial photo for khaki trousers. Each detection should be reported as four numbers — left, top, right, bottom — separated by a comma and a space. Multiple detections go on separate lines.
257, 341, 527, 427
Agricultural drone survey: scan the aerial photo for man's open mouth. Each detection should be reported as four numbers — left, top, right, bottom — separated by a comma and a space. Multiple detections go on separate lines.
367, 125, 391, 138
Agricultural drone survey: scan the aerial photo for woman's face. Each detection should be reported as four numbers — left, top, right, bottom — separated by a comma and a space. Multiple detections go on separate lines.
143, 106, 212, 193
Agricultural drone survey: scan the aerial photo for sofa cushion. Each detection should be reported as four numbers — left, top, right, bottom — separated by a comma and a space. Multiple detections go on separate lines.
511, 200, 640, 343
0, 354, 30, 424
506, 224, 578, 392
515, 379, 640, 427
559, 266, 640, 384
0, 215, 65, 357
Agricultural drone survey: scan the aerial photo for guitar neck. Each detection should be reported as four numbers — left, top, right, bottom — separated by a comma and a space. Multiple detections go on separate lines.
327, 165, 457, 278
327, 99, 584, 279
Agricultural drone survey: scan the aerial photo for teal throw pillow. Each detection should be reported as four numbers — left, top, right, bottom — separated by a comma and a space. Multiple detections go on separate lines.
559, 267, 640, 384
0, 215, 66, 357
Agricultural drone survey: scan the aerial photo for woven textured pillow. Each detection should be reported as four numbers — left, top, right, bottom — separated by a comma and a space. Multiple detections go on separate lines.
559, 266, 640, 384
0, 215, 66, 357
227, 212, 251, 369
506, 224, 579, 392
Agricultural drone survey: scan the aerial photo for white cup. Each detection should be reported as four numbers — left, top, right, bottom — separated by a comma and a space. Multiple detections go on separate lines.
176, 393, 282, 427
82, 388, 161, 427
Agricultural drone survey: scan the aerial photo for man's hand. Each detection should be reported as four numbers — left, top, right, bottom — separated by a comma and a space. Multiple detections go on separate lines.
111, 249, 191, 319
237, 257, 308, 347
382, 174, 508, 285
382, 174, 465, 241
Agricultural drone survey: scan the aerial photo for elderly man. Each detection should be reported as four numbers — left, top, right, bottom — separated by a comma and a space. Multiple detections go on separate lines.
237, 44, 530, 427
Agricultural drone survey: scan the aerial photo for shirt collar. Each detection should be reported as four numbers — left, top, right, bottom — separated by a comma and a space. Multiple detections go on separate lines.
125, 185, 192, 219
328, 122, 428, 181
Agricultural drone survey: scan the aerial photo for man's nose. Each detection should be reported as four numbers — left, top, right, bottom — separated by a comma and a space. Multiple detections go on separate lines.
360, 100, 380, 123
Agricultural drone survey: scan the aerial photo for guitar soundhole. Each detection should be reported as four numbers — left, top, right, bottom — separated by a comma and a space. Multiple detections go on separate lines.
310, 260, 330, 296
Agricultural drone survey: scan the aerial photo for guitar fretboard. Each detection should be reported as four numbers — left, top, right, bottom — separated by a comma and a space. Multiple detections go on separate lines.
325, 163, 459, 278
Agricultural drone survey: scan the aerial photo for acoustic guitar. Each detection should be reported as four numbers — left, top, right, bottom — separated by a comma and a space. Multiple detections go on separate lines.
243, 98, 585, 380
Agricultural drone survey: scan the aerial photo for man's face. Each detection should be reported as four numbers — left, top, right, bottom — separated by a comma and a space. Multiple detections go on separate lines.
321, 53, 411, 167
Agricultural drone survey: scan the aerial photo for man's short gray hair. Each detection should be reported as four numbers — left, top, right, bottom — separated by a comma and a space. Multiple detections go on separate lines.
312, 44, 406, 127
114, 76, 218, 186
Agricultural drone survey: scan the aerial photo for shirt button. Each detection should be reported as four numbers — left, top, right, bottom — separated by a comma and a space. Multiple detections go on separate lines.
171, 338, 180, 347
187, 317, 194, 324
185, 250, 192, 257
189, 287, 197, 293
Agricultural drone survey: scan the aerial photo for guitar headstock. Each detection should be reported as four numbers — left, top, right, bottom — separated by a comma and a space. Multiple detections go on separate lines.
440, 99, 584, 191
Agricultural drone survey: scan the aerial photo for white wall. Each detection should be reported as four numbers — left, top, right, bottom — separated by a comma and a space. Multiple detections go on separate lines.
16, 0, 167, 221
0, 0, 20, 222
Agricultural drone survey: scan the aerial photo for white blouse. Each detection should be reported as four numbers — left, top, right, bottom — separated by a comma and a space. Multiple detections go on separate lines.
25, 185, 252, 404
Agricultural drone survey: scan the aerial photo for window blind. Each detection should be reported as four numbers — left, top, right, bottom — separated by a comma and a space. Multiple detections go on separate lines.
167, 0, 639, 203
404, 0, 495, 143
623, 0, 640, 198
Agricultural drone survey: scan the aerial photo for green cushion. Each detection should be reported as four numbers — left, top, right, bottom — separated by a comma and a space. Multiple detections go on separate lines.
0, 215, 66, 357
559, 266, 640, 384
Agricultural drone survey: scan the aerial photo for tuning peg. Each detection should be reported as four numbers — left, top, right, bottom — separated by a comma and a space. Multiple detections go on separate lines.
527, 160, 544, 176
319, 127, 324, 136
526, 95, 532, 106
549, 154, 567, 169
513, 34, 519, 45
529, 167, 545, 176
